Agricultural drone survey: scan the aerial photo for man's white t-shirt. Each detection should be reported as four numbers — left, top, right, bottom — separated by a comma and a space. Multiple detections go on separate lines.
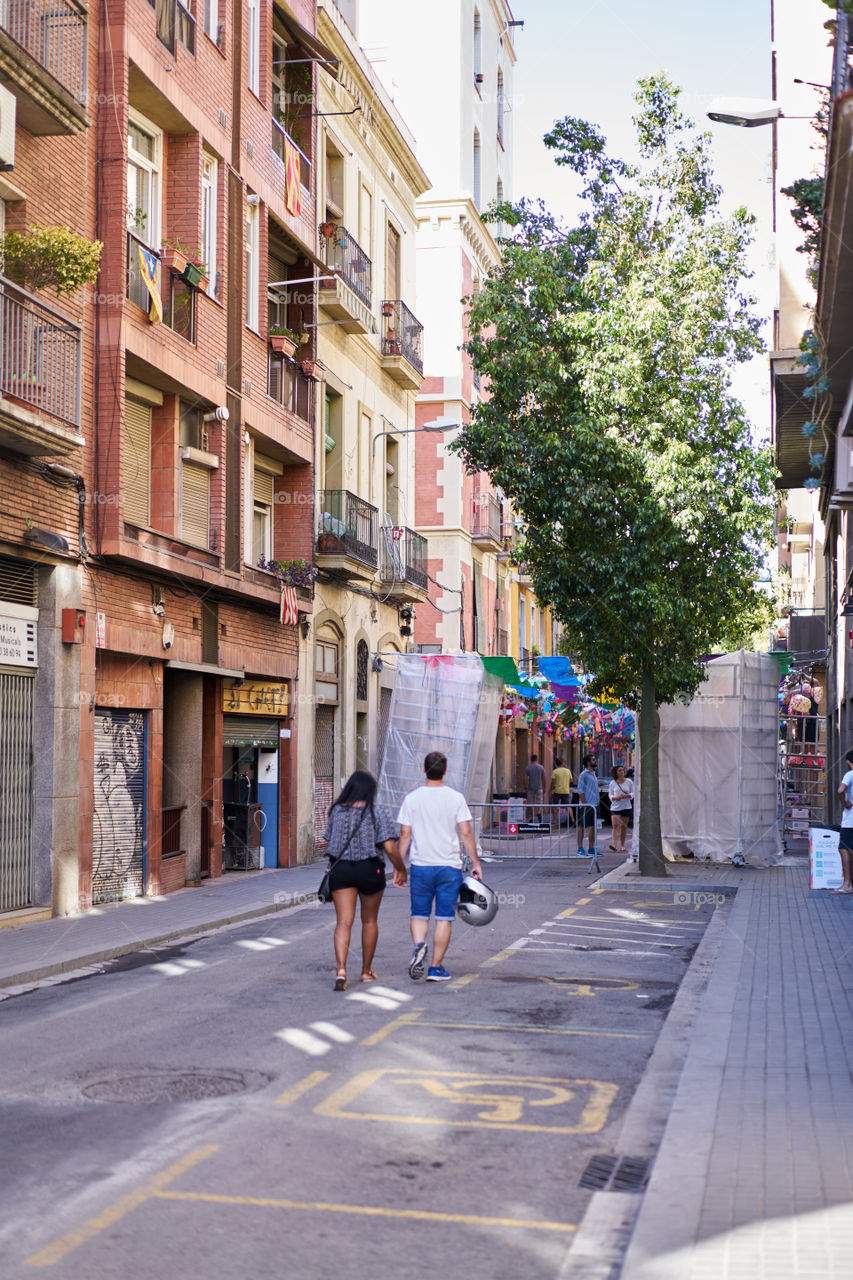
397, 785, 473, 867
842, 770, 853, 828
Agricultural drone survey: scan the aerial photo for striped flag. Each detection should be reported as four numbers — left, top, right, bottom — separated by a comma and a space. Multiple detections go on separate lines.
137, 245, 162, 325
284, 137, 302, 217
280, 586, 298, 626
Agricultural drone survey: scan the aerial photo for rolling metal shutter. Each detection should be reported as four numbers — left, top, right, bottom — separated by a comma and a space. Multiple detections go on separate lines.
0, 670, 35, 912
92, 708, 146, 904
253, 466, 273, 508
222, 715, 279, 748
181, 461, 210, 547
123, 399, 151, 527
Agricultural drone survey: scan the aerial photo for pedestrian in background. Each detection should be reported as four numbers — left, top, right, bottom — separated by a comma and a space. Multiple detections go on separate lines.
576, 754, 600, 857
397, 751, 482, 982
608, 764, 634, 853
524, 753, 546, 822
834, 748, 853, 894
551, 757, 574, 827
323, 771, 407, 990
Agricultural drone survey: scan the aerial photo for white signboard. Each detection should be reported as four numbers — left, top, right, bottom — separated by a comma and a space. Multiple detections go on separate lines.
809, 827, 844, 890
0, 607, 37, 668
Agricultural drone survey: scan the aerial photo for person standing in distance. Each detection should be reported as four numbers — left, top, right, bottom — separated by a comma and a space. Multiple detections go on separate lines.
397, 751, 482, 982
524, 753, 546, 822
576, 754, 600, 858
834, 748, 853, 893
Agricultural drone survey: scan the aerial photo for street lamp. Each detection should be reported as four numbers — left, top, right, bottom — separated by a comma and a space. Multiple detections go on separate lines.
371, 416, 459, 458
706, 97, 812, 127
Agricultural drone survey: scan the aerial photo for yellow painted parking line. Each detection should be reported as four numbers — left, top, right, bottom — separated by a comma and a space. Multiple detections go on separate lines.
479, 948, 516, 968
536, 976, 639, 996
576, 897, 592, 905
557, 906, 577, 917
315, 1068, 617, 1134
399, 1018, 650, 1039
360, 1008, 423, 1046
449, 973, 479, 988
156, 1189, 577, 1234
592, 887, 604, 894
25, 1145, 219, 1268
275, 1071, 331, 1106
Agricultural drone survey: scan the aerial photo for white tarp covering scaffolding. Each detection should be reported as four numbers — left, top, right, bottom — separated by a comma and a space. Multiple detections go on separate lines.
657, 650, 781, 866
377, 654, 504, 817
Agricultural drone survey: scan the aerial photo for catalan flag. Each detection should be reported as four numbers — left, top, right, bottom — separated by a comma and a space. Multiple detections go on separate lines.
284, 137, 302, 218
280, 585, 298, 626
137, 245, 162, 325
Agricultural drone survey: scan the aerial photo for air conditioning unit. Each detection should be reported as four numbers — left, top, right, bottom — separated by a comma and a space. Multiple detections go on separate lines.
0, 85, 16, 172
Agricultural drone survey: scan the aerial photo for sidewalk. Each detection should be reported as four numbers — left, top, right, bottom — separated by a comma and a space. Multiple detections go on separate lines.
0, 865, 324, 990
572, 856, 853, 1280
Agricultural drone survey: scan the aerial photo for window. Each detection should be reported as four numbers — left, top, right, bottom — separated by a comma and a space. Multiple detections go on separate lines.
356, 639, 369, 702
385, 222, 400, 303
123, 398, 152, 527
156, 0, 176, 53
251, 452, 282, 566
247, 0, 260, 96
201, 154, 218, 296
203, 0, 218, 43
176, 0, 195, 53
473, 8, 481, 79
473, 129, 481, 210
179, 402, 211, 548
127, 112, 162, 248
245, 200, 259, 329
359, 184, 373, 259
497, 69, 504, 145
315, 635, 339, 704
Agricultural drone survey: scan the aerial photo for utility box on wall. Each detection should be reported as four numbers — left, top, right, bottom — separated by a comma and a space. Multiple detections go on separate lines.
61, 609, 86, 644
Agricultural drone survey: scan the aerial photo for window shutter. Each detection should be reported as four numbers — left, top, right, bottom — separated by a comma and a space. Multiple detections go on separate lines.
180, 462, 210, 548
253, 467, 273, 508
123, 399, 151, 527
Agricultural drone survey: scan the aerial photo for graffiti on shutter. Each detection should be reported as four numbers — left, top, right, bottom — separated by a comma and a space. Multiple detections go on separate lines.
93, 709, 146, 904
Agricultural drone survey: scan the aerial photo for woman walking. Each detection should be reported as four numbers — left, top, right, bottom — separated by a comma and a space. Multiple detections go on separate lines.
608, 764, 634, 853
322, 771, 407, 990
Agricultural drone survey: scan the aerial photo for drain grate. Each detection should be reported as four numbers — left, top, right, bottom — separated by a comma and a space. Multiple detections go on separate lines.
579, 1154, 650, 1192
82, 1069, 270, 1104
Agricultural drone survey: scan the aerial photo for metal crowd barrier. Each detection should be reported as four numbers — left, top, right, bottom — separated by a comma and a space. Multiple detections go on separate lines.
469, 802, 621, 871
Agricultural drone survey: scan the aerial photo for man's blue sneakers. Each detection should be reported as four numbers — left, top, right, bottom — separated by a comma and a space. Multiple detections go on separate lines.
408, 941, 428, 980
426, 965, 451, 981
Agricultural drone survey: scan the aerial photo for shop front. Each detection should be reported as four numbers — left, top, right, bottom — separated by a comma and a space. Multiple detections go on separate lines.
222, 678, 289, 869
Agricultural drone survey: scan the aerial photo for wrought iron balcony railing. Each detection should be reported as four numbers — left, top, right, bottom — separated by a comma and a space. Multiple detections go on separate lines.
379, 525, 428, 591
380, 299, 423, 374
271, 117, 311, 189
317, 489, 378, 569
472, 493, 502, 542
127, 233, 195, 341
0, 276, 82, 428
1, 0, 88, 104
321, 224, 372, 308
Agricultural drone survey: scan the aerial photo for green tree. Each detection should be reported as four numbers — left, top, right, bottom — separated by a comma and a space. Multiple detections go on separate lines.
456, 75, 777, 876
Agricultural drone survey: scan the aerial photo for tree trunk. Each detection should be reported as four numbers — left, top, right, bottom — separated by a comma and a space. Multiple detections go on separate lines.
638, 663, 668, 877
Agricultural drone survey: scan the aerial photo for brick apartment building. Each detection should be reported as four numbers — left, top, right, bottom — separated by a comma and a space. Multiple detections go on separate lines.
0, 0, 337, 918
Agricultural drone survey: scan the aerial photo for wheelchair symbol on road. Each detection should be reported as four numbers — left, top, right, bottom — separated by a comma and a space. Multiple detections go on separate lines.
314, 1069, 617, 1133
536, 976, 639, 997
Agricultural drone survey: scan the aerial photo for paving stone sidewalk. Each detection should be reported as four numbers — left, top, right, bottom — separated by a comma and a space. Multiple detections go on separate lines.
0, 865, 324, 989
604, 857, 853, 1280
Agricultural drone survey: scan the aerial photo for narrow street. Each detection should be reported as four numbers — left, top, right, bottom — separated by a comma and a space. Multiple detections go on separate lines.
1, 858, 717, 1280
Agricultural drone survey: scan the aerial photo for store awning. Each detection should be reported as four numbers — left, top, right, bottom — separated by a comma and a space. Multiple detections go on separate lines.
274, 1, 339, 77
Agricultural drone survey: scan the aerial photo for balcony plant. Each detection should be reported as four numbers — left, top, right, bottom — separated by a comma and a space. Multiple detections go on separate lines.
160, 236, 191, 274
179, 250, 208, 291
319, 220, 338, 239
1, 224, 102, 297
257, 556, 315, 589
268, 323, 307, 357
382, 300, 394, 317
300, 357, 321, 379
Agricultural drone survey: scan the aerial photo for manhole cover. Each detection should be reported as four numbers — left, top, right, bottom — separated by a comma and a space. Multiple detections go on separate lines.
82, 1069, 269, 1103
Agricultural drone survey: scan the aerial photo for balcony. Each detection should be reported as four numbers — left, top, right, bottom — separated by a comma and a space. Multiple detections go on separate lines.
378, 525, 429, 602
0, 0, 88, 135
127, 234, 196, 342
319, 224, 374, 334
267, 350, 314, 425
316, 489, 378, 579
0, 277, 82, 455
471, 493, 502, 549
380, 299, 424, 390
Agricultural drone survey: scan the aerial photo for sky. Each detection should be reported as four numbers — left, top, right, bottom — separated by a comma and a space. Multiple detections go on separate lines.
509, 0, 781, 435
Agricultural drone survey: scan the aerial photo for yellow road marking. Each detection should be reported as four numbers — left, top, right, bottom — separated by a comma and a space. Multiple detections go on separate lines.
25, 1145, 219, 1268
156, 1189, 577, 1234
275, 1071, 331, 1106
537, 976, 639, 995
398, 1018, 650, 1039
557, 907, 577, 917
360, 1008, 423, 1046
592, 887, 604, 894
449, 973, 479, 988
576, 897, 592, 905
315, 1068, 617, 1134
479, 948, 516, 968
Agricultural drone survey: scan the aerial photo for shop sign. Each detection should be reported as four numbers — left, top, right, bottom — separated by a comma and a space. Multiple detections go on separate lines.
222, 679, 288, 717
0, 608, 37, 668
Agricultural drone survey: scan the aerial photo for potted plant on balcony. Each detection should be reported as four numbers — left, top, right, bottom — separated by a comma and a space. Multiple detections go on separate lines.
257, 556, 315, 589
179, 250, 208, 291
319, 221, 338, 239
300, 357, 322, 380
160, 237, 190, 275
381, 300, 394, 317
269, 324, 307, 358
1, 224, 102, 297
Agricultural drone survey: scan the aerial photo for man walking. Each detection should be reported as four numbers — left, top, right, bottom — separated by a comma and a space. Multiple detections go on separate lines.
550, 757, 574, 827
834, 748, 853, 893
524, 753, 546, 822
576, 754, 599, 857
397, 751, 482, 982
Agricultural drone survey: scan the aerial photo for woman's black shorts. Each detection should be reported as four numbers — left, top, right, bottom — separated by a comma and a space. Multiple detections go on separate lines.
329, 856, 386, 896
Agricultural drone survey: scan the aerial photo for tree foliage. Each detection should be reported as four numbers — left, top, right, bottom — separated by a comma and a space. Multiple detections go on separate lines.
455, 76, 777, 873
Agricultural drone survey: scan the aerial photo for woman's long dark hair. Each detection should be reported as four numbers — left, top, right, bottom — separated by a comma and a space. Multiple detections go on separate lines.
332, 770, 377, 810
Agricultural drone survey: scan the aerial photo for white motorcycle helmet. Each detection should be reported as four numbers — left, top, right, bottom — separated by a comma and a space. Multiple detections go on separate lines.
456, 875, 499, 926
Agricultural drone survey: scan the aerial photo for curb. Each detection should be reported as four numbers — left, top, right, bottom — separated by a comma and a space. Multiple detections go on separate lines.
0, 890, 320, 992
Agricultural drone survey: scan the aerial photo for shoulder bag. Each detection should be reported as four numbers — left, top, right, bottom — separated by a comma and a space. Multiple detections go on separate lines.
317, 805, 370, 903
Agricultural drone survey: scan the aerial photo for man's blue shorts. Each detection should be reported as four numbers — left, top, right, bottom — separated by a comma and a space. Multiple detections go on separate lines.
410, 865, 463, 921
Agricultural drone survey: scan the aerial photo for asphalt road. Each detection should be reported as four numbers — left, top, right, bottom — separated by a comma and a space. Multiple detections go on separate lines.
1, 857, 716, 1280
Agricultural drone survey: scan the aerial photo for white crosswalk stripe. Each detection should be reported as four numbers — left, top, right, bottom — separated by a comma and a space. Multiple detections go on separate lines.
275, 1028, 332, 1056
308, 1021, 355, 1043
151, 959, 206, 976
